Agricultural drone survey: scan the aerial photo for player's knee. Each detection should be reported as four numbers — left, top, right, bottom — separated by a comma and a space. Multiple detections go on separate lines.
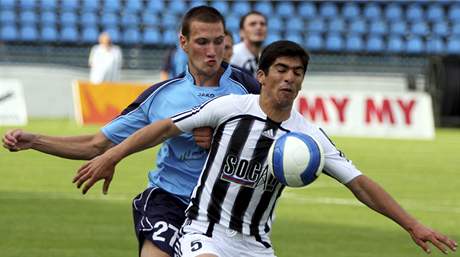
141, 240, 170, 257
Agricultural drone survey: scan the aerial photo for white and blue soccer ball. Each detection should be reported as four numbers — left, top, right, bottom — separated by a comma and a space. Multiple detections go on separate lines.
267, 132, 324, 187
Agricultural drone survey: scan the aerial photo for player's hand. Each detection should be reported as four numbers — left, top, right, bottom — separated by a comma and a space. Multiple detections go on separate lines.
408, 222, 457, 254
73, 154, 116, 195
193, 127, 213, 149
2, 129, 36, 152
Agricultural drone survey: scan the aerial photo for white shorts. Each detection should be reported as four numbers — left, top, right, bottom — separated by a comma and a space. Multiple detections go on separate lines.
175, 219, 276, 257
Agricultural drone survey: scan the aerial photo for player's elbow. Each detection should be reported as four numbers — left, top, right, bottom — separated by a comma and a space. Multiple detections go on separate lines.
86, 134, 114, 159
346, 175, 373, 201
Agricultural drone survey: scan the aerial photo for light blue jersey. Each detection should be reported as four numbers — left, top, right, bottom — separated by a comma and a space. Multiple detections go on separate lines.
101, 63, 260, 203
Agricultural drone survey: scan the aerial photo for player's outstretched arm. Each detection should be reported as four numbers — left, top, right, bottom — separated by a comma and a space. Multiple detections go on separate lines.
73, 118, 181, 194
346, 175, 457, 254
2, 129, 113, 160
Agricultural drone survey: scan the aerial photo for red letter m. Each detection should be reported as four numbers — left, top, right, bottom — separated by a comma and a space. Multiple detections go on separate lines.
365, 98, 395, 124
297, 96, 328, 122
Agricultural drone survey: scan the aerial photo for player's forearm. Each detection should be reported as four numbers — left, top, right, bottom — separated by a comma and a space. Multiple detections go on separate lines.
347, 175, 419, 232
105, 118, 179, 164
32, 134, 112, 160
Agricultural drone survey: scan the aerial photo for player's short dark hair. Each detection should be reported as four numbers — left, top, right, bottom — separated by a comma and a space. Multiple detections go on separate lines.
239, 11, 266, 30
258, 40, 310, 75
181, 6, 225, 38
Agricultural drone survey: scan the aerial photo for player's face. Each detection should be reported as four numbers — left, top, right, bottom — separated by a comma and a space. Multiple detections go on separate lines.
181, 21, 225, 79
258, 56, 305, 109
241, 14, 267, 44
223, 35, 233, 62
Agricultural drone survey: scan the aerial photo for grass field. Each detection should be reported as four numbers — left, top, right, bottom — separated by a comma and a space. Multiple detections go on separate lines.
1, 119, 459, 257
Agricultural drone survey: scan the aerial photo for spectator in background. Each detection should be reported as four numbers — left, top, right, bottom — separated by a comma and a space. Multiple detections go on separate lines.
230, 11, 267, 76
88, 32, 123, 84
160, 42, 188, 81
223, 29, 234, 63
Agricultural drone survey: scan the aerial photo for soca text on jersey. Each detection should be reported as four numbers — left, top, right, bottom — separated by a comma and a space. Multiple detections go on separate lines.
221, 154, 277, 191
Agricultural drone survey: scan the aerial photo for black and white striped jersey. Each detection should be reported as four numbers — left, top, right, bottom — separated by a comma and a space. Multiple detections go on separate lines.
172, 94, 361, 237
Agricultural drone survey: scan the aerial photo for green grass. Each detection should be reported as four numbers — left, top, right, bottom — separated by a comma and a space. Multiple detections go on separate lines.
1, 119, 459, 257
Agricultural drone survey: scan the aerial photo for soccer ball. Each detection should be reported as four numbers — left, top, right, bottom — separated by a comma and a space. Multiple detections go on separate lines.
267, 132, 324, 187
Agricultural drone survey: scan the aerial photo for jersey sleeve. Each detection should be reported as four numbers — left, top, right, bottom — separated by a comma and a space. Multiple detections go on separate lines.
291, 110, 361, 184
101, 82, 166, 144
101, 105, 150, 144
172, 95, 236, 133
313, 128, 362, 184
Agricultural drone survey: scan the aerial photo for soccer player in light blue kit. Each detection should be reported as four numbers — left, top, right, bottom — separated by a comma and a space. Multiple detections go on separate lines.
2, 6, 259, 257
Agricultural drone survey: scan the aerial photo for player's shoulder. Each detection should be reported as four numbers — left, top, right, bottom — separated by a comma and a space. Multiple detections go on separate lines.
230, 43, 249, 63
144, 73, 187, 95
120, 74, 187, 115
286, 109, 319, 132
233, 43, 252, 59
233, 42, 246, 52
224, 63, 260, 94
90, 44, 102, 52
203, 94, 258, 120
205, 93, 254, 108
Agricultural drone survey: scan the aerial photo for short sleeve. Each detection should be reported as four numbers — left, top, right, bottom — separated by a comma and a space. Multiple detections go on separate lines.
313, 128, 362, 184
101, 107, 150, 144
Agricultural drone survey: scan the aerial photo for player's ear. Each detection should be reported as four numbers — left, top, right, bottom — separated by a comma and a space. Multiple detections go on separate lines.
179, 34, 188, 52
256, 69, 265, 85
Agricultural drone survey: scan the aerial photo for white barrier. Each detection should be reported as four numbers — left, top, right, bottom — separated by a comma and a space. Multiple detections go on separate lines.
0, 79, 28, 126
295, 90, 435, 139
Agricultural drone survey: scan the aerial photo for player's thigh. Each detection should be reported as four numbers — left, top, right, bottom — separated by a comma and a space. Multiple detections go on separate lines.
133, 187, 187, 256
141, 240, 170, 257
176, 233, 220, 257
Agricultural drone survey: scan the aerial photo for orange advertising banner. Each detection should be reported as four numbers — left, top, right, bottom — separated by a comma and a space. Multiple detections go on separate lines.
73, 80, 150, 125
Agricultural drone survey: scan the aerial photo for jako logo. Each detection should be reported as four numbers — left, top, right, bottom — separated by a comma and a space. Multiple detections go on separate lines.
198, 93, 215, 98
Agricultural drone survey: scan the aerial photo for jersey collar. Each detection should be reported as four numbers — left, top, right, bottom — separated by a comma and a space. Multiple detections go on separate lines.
184, 62, 232, 86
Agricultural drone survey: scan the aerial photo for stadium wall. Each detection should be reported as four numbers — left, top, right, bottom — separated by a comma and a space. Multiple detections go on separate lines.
0, 64, 160, 118
1, 64, 420, 119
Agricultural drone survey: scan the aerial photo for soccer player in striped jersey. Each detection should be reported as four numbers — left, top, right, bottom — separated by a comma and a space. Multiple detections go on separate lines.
74, 41, 457, 257
2, 6, 260, 257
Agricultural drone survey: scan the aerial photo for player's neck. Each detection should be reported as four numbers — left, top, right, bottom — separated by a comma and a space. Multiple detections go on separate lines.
191, 67, 224, 87
101, 44, 112, 49
244, 41, 262, 57
259, 96, 291, 123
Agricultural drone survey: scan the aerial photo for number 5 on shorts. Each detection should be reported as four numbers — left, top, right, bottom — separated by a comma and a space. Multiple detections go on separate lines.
191, 240, 202, 252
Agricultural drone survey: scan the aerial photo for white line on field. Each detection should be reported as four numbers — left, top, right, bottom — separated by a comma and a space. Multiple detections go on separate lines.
2, 191, 460, 214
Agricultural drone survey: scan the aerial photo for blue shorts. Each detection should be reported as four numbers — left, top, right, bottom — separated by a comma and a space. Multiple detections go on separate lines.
132, 187, 188, 256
